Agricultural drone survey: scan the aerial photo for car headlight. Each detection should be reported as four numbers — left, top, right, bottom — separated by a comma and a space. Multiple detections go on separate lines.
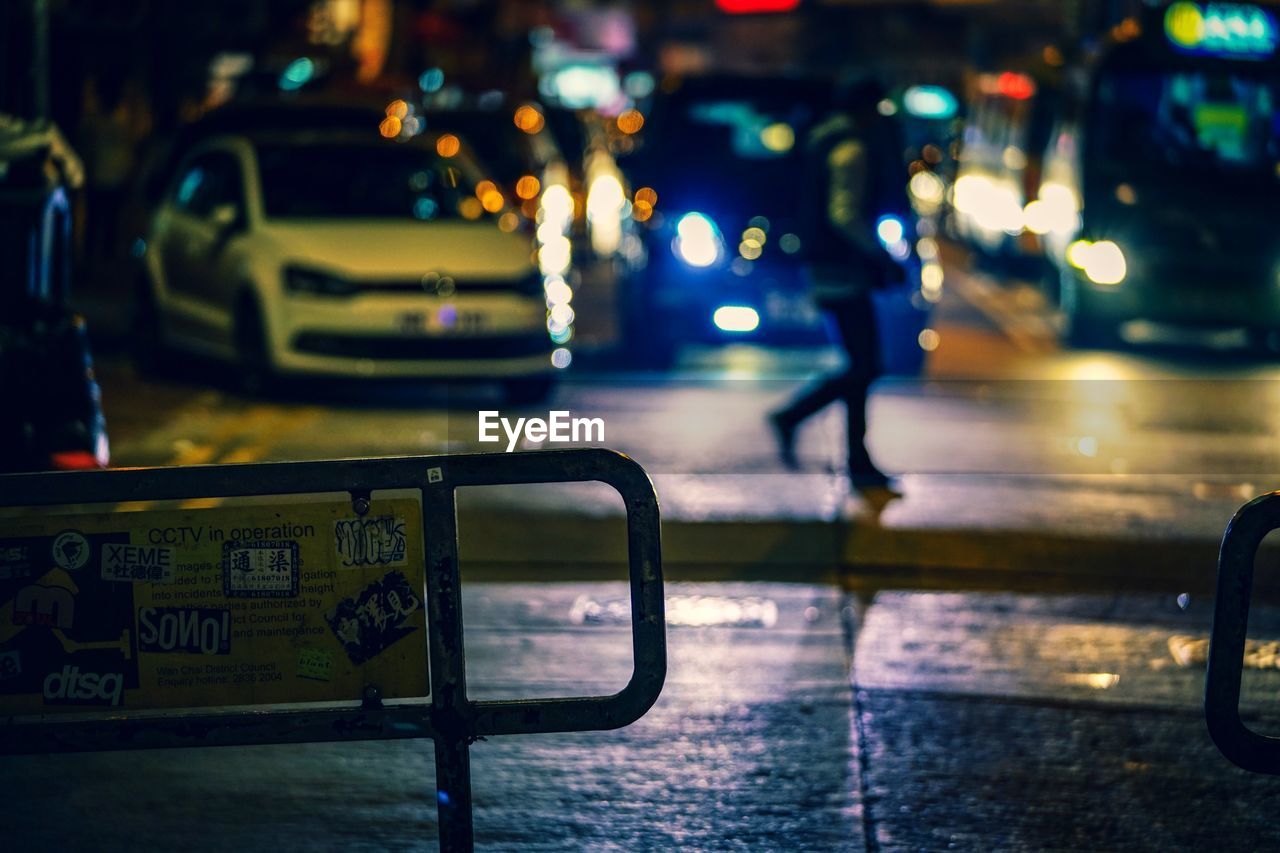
673, 212, 723, 268
1066, 239, 1127, 286
285, 266, 357, 297
538, 236, 573, 276
1024, 182, 1080, 236
586, 173, 626, 256
954, 174, 1023, 234
875, 214, 911, 261
712, 305, 760, 333
539, 183, 574, 235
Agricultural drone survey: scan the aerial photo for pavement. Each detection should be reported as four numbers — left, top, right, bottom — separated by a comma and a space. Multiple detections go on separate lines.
6, 582, 1280, 851
11, 253, 1280, 849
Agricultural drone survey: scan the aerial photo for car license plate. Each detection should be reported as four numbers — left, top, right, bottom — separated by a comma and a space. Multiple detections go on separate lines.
398, 310, 488, 335
449, 310, 488, 334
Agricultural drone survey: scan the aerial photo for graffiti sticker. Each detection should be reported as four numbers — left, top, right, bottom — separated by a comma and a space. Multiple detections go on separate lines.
333, 515, 408, 568
325, 571, 422, 665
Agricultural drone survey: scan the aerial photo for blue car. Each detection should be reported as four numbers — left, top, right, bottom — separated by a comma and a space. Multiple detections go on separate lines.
621, 75, 930, 374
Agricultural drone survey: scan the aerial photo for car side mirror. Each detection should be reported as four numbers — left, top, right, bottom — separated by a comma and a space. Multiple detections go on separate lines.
209, 203, 241, 232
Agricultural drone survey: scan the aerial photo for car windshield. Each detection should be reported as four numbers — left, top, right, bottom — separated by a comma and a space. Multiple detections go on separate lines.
1093, 68, 1280, 177
637, 86, 824, 212
254, 143, 486, 220
422, 113, 539, 183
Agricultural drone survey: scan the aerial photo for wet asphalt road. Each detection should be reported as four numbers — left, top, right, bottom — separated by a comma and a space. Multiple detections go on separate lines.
87, 251, 1280, 540
1, 583, 858, 851
6, 583, 1280, 851
854, 592, 1280, 851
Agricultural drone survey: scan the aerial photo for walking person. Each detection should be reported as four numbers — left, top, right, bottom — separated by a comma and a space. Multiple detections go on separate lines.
768, 78, 910, 492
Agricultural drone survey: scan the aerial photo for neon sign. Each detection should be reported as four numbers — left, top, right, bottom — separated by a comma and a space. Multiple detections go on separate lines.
715, 0, 801, 12
1164, 2, 1278, 59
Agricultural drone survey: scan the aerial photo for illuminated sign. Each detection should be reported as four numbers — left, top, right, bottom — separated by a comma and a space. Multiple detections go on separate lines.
543, 64, 621, 110
1164, 2, 1278, 58
716, 0, 801, 13
903, 85, 959, 119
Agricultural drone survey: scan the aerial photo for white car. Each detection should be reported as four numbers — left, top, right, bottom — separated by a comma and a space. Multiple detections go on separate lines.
134, 128, 557, 399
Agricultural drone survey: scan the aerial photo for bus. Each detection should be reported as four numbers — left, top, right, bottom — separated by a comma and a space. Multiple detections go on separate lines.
1037, 2, 1280, 347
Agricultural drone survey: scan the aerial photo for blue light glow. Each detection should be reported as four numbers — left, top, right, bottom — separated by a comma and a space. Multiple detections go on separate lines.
875, 215, 906, 248
419, 67, 445, 93
903, 85, 958, 119
279, 58, 315, 91
674, 212, 723, 268
413, 198, 439, 220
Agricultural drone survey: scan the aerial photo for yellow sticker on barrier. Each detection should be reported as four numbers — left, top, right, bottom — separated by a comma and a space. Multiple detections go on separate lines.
0, 498, 429, 714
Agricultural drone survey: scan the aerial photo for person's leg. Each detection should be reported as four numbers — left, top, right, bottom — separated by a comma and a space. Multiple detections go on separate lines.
776, 368, 847, 424
769, 309, 850, 467
836, 294, 890, 486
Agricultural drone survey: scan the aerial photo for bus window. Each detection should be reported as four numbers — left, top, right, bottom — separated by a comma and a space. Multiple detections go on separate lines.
1093, 70, 1279, 172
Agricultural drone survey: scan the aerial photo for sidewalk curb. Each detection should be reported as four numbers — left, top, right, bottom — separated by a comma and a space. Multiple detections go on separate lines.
457, 508, 1262, 595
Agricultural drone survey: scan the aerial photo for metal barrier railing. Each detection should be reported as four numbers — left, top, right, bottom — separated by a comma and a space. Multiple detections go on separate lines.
1206, 491, 1280, 774
0, 448, 666, 850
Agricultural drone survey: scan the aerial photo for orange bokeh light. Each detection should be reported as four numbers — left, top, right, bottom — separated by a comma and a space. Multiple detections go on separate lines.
514, 105, 546, 134
516, 175, 541, 200
616, 109, 645, 135
436, 134, 460, 157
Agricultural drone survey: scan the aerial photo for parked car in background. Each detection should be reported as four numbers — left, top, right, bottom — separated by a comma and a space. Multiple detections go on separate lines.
134, 106, 559, 401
